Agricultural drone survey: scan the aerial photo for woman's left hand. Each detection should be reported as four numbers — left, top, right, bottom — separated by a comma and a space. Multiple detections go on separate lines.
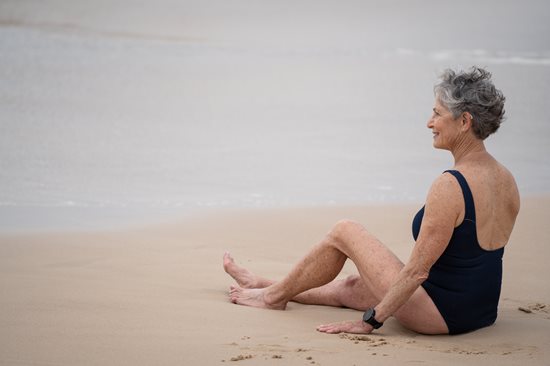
316, 320, 373, 334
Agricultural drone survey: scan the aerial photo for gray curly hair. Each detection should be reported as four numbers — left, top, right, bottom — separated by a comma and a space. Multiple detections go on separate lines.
434, 67, 506, 140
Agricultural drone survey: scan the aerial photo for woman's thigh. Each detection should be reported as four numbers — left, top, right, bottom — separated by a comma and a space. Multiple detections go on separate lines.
330, 220, 448, 334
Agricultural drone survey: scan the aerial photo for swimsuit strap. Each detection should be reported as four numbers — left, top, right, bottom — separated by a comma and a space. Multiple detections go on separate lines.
444, 170, 476, 222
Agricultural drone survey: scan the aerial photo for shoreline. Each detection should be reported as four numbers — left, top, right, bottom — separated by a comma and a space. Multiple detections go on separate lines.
2, 191, 549, 235
1, 197, 549, 365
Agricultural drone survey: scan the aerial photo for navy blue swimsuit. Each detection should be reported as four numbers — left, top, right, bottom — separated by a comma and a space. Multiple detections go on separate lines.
412, 170, 504, 334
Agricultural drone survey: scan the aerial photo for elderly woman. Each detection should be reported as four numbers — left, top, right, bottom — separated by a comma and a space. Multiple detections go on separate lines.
223, 66, 520, 335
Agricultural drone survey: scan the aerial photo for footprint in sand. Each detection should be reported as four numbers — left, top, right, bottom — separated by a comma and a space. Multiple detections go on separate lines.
221, 354, 254, 362
225, 338, 314, 362
518, 302, 549, 318
338, 334, 388, 347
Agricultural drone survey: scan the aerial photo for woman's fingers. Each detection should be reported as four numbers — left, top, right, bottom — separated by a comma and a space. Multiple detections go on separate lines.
316, 320, 373, 334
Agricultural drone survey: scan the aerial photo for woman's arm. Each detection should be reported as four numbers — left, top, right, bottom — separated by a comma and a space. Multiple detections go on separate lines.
317, 173, 463, 334
373, 173, 462, 323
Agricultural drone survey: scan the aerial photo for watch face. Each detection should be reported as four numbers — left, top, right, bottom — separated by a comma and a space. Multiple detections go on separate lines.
363, 308, 382, 328
363, 308, 374, 322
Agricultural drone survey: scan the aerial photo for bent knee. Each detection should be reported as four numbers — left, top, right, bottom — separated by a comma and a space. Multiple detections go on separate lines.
329, 219, 366, 245
336, 275, 369, 309
343, 274, 361, 289
330, 219, 363, 237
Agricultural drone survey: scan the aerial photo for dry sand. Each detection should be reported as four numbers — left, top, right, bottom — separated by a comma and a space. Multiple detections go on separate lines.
1, 197, 549, 365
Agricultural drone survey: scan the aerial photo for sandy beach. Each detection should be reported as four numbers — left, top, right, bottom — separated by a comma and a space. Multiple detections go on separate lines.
2, 0, 550, 364
1, 197, 549, 365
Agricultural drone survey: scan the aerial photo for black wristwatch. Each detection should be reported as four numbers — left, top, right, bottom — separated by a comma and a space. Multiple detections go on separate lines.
363, 308, 384, 329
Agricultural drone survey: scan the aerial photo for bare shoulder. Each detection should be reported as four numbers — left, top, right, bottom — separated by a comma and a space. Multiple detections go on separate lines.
424, 173, 464, 226
462, 156, 520, 213
411, 173, 464, 267
494, 161, 521, 213
426, 172, 464, 203
428, 172, 462, 193
463, 158, 520, 248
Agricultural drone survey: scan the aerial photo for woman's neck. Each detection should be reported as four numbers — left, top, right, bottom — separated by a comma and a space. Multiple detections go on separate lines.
451, 136, 488, 166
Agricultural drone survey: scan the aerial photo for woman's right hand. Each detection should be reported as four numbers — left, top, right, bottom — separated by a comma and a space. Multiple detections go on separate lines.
316, 319, 373, 334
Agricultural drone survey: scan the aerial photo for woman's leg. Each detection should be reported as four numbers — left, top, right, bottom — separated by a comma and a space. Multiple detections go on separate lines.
228, 220, 400, 309
228, 231, 348, 309
224, 252, 370, 309
227, 219, 447, 334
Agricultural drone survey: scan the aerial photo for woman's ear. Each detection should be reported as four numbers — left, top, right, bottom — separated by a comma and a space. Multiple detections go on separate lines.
461, 112, 473, 131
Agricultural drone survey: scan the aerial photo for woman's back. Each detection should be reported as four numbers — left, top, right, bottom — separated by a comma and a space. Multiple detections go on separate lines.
456, 153, 520, 251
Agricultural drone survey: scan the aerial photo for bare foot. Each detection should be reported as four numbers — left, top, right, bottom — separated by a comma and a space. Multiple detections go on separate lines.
223, 252, 272, 289
229, 285, 286, 310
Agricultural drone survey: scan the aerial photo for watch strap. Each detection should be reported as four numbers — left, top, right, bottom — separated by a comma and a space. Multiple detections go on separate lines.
363, 308, 383, 329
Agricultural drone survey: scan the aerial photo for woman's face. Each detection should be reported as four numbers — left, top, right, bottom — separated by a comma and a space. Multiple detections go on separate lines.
427, 98, 462, 150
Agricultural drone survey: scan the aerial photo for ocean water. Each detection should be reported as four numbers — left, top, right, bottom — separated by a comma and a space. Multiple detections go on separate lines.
1, 0, 549, 231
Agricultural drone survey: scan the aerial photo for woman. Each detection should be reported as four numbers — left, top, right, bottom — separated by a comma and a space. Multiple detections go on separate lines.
223, 66, 520, 335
